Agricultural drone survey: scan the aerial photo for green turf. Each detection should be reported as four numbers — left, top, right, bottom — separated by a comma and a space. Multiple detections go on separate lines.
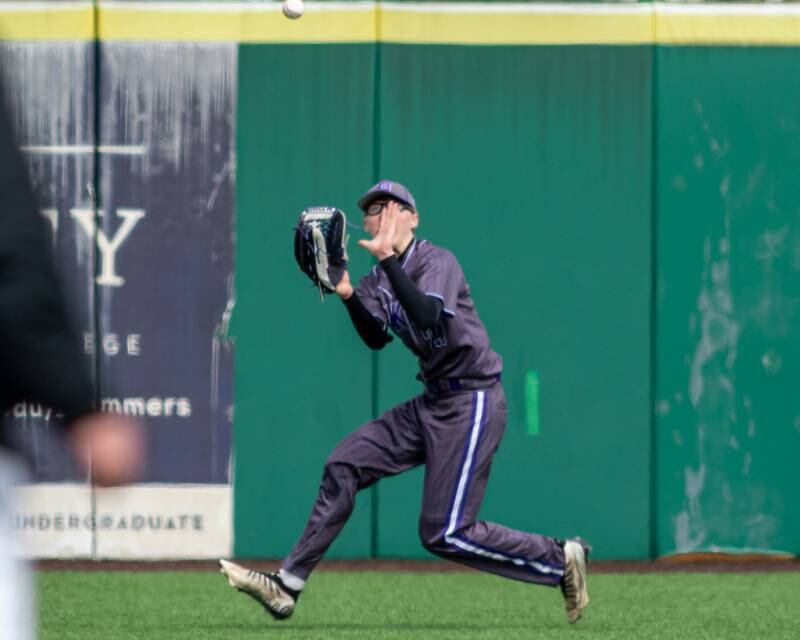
37, 570, 800, 640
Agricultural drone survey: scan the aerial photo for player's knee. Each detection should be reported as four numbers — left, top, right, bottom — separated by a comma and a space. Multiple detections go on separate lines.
418, 519, 449, 553
320, 460, 359, 496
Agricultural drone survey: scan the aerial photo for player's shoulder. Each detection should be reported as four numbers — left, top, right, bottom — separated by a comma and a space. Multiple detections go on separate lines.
415, 239, 457, 263
414, 239, 461, 271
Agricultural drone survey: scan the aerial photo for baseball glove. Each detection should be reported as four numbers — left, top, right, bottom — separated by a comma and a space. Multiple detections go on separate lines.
293, 207, 349, 297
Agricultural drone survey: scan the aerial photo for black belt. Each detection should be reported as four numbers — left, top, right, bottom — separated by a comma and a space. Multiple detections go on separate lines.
425, 373, 501, 396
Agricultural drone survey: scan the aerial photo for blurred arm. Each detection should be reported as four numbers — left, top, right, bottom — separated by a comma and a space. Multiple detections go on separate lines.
0, 84, 95, 426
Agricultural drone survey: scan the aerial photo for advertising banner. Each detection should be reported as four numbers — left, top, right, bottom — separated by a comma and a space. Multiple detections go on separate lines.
2, 40, 236, 558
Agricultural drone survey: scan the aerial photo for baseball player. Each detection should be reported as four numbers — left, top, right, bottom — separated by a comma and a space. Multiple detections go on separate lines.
220, 180, 590, 623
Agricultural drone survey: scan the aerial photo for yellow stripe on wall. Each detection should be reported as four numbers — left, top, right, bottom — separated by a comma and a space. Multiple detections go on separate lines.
657, 9, 800, 46
379, 8, 652, 45
0, 4, 94, 41
1, 2, 800, 46
98, 5, 376, 43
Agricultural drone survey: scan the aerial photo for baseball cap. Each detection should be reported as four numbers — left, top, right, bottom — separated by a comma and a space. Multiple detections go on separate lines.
358, 180, 417, 212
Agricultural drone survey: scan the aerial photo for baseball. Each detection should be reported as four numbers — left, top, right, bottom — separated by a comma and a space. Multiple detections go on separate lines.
282, 0, 304, 19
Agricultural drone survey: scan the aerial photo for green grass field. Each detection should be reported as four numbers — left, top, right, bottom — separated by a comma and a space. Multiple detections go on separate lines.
38, 570, 799, 640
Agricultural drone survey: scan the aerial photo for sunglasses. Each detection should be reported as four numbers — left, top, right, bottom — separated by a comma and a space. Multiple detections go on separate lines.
364, 200, 413, 217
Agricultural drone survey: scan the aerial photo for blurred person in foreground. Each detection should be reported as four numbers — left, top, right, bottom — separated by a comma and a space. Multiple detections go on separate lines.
0, 80, 145, 639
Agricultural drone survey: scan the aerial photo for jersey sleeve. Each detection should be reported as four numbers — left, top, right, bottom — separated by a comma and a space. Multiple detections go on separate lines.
354, 266, 390, 330
414, 248, 461, 318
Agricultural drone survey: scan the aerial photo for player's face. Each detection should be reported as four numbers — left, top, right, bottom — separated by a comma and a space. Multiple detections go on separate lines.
363, 199, 418, 240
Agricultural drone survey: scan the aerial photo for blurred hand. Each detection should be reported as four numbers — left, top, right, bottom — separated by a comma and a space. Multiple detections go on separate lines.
68, 413, 145, 486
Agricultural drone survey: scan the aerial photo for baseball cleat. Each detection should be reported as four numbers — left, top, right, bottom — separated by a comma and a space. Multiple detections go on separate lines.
560, 537, 591, 624
218, 559, 298, 620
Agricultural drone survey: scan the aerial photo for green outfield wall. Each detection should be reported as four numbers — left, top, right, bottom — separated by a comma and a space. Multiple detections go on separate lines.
5, 2, 799, 561
236, 41, 653, 561
233, 15, 799, 560
233, 44, 378, 559
654, 46, 800, 557
369, 45, 652, 560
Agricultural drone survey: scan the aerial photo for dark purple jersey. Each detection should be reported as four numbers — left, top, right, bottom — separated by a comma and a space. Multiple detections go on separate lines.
355, 238, 503, 382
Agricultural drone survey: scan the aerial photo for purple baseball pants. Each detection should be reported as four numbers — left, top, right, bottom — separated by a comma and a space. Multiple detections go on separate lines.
282, 382, 565, 586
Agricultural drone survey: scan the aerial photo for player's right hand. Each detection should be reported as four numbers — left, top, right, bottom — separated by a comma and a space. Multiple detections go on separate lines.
335, 270, 354, 300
